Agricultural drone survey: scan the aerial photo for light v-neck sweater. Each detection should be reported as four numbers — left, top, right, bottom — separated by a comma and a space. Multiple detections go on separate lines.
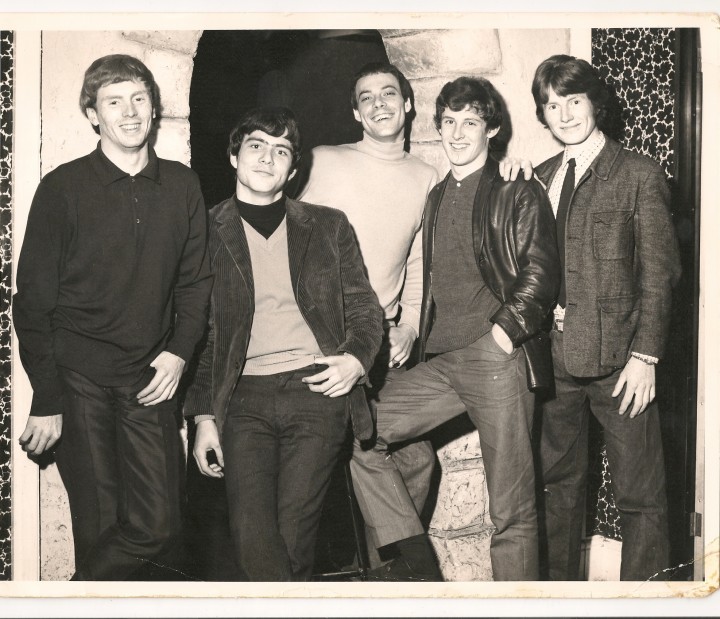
242, 218, 323, 375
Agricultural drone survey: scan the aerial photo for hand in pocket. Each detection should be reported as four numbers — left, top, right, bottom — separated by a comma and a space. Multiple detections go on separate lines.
491, 323, 514, 354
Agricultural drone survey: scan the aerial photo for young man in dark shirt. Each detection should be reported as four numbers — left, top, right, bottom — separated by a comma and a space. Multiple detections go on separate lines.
13, 54, 212, 580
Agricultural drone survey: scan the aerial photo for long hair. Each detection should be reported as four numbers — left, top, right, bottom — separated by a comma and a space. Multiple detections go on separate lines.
531, 54, 610, 127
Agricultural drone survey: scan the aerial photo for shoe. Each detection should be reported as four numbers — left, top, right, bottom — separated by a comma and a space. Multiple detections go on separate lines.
364, 557, 443, 582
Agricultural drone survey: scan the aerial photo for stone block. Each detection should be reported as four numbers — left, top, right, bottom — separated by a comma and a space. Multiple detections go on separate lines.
409, 77, 447, 143
429, 527, 494, 581
435, 424, 483, 468
143, 47, 194, 119
122, 30, 202, 56
378, 29, 425, 39
40, 464, 73, 580
430, 421, 492, 532
429, 464, 493, 532
154, 118, 191, 166
383, 30, 501, 79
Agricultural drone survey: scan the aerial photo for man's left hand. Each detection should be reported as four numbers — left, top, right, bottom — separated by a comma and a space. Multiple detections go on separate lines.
499, 157, 534, 182
612, 356, 656, 418
137, 351, 186, 406
387, 324, 417, 368
302, 354, 364, 397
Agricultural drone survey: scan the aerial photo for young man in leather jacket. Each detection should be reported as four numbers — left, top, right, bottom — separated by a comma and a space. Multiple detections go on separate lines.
349, 76, 560, 581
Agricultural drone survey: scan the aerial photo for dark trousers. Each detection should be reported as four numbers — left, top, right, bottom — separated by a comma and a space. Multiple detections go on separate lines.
55, 367, 183, 581
222, 367, 350, 581
539, 330, 669, 581
362, 332, 436, 560
351, 331, 538, 580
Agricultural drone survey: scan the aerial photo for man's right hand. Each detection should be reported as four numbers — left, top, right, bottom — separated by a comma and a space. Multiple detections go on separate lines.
19, 414, 63, 456
193, 419, 224, 478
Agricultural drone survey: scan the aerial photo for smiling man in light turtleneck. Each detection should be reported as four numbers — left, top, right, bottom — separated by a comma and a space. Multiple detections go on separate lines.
298, 63, 441, 572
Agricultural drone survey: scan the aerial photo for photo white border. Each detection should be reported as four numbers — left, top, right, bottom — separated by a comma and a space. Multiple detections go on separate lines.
0, 7, 718, 616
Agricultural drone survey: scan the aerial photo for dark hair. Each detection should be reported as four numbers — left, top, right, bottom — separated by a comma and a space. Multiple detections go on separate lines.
227, 107, 301, 169
80, 54, 161, 118
531, 54, 610, 126
350, 62, 414, 110
433, 76, 503, 132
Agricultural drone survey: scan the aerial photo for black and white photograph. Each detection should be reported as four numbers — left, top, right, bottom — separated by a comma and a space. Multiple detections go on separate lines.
0, 5, 718, 617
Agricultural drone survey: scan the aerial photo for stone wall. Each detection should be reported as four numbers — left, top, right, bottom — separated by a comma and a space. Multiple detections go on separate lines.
34, 28, 571, 581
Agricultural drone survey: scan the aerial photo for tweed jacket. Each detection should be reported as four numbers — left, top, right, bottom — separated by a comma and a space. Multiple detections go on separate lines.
535, 137, 681, 377
418, 157, 560, 381
184, 196, 383, 441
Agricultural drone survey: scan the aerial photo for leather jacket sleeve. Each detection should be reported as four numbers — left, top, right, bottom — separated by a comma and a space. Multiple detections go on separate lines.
486, 178, 560, 346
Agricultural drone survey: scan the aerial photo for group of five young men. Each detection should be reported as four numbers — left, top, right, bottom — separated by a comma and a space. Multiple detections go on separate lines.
14, 51, 680, 582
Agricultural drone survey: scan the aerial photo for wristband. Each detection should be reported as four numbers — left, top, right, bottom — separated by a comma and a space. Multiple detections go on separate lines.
631, 352, 659, 365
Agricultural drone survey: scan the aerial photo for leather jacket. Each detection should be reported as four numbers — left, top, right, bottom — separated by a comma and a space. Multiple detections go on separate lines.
418, 157, 560, 389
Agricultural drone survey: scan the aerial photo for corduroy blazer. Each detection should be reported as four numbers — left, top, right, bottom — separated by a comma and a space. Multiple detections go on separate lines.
535, 137, 681, 377
184, 196, 383, 441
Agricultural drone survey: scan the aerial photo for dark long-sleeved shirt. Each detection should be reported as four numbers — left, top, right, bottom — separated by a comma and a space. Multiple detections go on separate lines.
13, 144, 212, 416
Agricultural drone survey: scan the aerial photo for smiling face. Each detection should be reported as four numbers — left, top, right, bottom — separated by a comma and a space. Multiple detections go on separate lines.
231, 130, 297, 205
352, 72, 412, 143
86, 80, 155, 157
438, 105, 499, 179
542, 86, 599, 146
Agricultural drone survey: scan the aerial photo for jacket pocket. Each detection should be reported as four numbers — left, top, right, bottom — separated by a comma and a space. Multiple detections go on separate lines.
592, 210, 633, 260
598, 295, 639, 368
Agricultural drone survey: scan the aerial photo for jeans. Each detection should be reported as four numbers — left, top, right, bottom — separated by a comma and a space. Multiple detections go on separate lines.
55, 366, 183, 581
539, 330, 669, 580
222, 366, 350, 581
350, 330, 538, 580
360, 332, 437, 557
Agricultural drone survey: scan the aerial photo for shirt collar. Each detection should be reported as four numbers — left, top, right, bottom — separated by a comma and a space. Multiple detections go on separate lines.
90, 142, 161, 186
450, 164, 484, 188
563, 129, 606, 167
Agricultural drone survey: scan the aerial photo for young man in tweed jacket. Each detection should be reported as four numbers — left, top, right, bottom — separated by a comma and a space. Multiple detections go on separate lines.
532, 54, 681, 581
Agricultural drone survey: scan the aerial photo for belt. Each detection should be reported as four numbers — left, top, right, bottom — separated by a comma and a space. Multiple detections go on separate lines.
552, 317, 564, 332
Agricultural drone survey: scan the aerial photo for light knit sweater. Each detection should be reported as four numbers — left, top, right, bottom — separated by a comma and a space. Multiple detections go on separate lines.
242, 219, 323, 375
298, 133, 438, 335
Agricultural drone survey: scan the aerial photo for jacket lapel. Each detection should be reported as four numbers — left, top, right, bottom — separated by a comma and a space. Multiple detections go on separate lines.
536, 151, 564, 190
424, 175, 448, 269
472, 157, 500, 258
285, 198, 313, 294
215, 198, 253, 289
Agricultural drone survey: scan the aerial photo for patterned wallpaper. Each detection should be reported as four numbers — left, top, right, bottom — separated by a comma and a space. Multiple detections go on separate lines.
0, 30, 13, 580
589, 27, 676, 542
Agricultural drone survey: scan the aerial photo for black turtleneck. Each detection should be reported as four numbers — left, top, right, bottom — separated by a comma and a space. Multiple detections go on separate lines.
234, 195, 286, 238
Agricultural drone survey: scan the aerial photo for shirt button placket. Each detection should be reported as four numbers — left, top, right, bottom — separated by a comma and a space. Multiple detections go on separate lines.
130, 177, 141, 226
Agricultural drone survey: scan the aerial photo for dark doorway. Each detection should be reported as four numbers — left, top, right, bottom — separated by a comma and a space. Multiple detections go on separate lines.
184, 30, 390, 581
189, 30, 390, 208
